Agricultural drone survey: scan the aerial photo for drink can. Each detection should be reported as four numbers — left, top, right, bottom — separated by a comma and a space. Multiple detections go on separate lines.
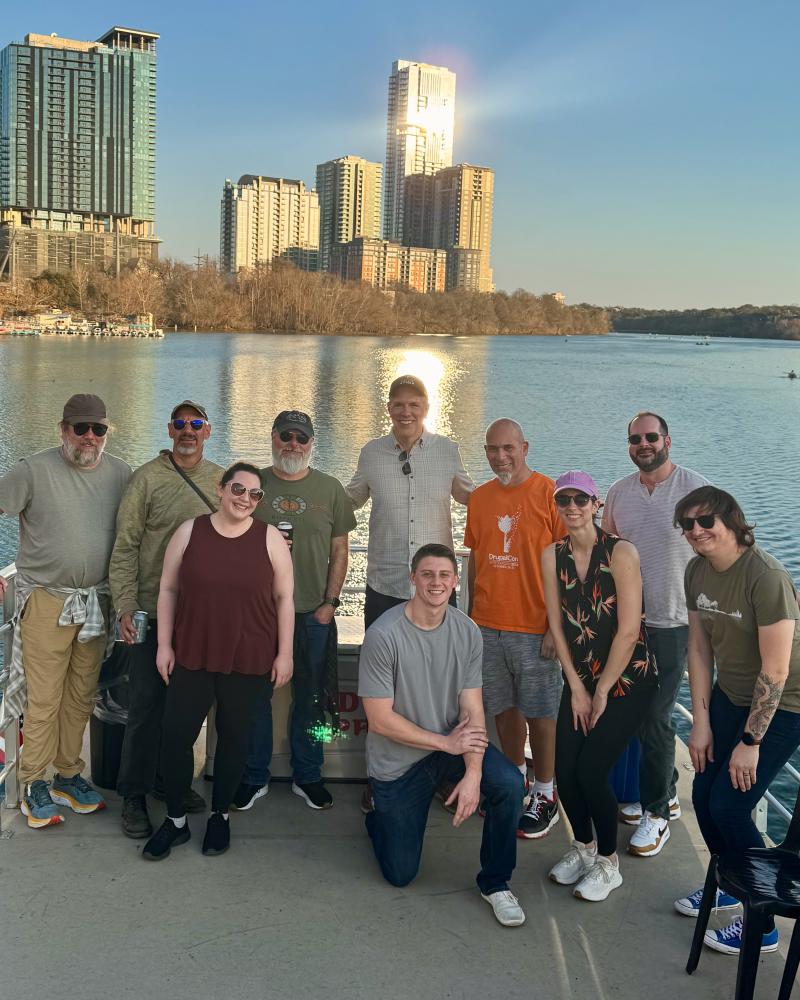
115, 610, 149, 643
277, 521, 294, 546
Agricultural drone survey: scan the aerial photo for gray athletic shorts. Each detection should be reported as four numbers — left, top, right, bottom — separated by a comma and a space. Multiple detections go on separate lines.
479, 626, 563, 719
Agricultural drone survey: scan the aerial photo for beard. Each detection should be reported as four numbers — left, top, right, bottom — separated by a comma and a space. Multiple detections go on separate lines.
63, 438, 106, 467
175, 439, 199, 455
633, 445, 670, 473
495, 470, 513, 485
272, 444, 312, 476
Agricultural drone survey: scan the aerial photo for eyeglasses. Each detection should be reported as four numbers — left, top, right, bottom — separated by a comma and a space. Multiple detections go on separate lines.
227, 482, 265, 503
398, 450, 411, 476
628, 432, 663, 445
278, 430, 310, 445
555, 492, 592, 508
71, 422, 108, 437
172, 418, 206, 430
679, 513, 716, 531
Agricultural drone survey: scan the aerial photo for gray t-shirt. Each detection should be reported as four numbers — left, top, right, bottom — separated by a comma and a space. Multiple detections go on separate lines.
603, 465, 708, 628
358, 604, 483, 781
0, 447, 132, 588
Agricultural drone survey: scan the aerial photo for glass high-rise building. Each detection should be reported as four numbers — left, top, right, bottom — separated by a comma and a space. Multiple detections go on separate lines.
383, 60, 456, 243
315, 155, 382, 272
0, 27, 158, 280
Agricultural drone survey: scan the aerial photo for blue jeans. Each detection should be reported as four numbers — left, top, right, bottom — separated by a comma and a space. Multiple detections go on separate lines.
639, 625, 688, 817
241, 613, 330, 786
365, 744, 523, 894
693, 685, 800, 854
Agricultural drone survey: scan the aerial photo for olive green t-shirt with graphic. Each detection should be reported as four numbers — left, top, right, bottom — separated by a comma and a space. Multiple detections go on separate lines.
685, 545, 800, 712
253, 467, 357, 613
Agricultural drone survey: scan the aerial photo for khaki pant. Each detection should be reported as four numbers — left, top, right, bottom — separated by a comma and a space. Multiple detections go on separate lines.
18, 588, 107, 784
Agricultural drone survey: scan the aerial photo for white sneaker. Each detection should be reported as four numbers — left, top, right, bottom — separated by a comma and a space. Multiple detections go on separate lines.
628, 812, 671, 857
548, 840, 598, 885
481, 889, 526, 927
668, 795, 681, 820
618, 802, 642, 825
573, 857, 623, 901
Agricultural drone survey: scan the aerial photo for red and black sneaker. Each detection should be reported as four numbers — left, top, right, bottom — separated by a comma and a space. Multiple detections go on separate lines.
517, 791, 559, 840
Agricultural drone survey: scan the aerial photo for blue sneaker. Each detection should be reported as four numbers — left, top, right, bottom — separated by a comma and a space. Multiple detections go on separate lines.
20, 780, 65, 829
704, 915, 779, 955
674, 886, 740, 917
50, 773, 106, 814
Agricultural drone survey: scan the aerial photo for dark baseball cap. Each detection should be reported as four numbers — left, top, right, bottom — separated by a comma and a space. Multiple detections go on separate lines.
171, 400, 208, 421
63, 393, 108, 425
389, 375, 428, 399
272, 410, 314, 437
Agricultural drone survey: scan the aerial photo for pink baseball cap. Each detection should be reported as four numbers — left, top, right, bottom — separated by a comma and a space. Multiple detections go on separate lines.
554, 471, 600, 499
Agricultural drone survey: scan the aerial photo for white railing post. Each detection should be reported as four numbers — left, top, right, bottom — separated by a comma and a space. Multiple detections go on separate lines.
1, 562, 20, 837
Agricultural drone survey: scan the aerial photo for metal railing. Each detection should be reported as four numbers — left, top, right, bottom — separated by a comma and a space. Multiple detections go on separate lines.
0, 561, 20, 838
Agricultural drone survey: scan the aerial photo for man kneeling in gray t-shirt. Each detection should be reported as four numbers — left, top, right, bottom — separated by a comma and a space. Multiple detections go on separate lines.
358, 543, 526, 927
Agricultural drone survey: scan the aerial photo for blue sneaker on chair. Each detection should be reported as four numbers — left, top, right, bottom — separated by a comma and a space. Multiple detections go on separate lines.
20, 780, 65, 829
704, 915, 779, 955
50, 773, 106, 814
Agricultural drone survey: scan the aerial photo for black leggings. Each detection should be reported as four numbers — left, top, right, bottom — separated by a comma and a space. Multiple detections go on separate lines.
160, 664, 267, 816
555, 679, 656, 856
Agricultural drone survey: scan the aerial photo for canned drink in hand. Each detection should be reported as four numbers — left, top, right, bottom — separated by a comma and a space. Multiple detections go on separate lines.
277, 521, 294, 550
115, 610, 149, 644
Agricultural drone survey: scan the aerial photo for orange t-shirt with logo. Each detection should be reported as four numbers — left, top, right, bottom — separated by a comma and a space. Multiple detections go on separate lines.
464, 471, 564, 634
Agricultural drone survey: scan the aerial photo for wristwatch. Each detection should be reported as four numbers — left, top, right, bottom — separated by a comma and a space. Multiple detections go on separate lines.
741, 731, 762, 747
321, 596, 341, 609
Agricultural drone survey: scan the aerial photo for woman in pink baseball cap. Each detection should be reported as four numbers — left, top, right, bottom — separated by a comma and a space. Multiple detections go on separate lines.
541, 470, 657, 902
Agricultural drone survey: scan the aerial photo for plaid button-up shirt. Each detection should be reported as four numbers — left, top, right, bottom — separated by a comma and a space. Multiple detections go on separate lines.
346, 430, 474, 599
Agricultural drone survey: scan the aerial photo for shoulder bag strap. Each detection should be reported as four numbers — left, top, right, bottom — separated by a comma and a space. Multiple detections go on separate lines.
165, 452, 217, 513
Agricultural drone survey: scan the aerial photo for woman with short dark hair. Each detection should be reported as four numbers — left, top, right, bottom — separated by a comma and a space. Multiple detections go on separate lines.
142, 461, 294, 861
673, 486, 800, 957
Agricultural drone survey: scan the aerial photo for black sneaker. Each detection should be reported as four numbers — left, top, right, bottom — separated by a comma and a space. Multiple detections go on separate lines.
142, 818, 191, 861
292, 780, 333, 810
517, 792, 560, 840
122, 796, 153, 839
202, 812, 230, 856
151, 784, 206, 814
231, 782, 269, 811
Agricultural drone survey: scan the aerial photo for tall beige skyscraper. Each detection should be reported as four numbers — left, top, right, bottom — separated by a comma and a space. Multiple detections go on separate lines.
384, 60, 456, 243
220, 175, 319, 273
433, 164, 494, 292
315, 155, 382, 272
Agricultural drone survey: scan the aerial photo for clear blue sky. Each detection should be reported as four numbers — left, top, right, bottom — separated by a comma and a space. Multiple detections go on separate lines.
5, 1, 799, 308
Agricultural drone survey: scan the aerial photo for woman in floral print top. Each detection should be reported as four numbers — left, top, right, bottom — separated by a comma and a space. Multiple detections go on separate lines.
541, 471, 657, 903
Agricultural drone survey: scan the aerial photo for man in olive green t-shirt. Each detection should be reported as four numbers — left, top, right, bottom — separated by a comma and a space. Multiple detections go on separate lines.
109, 400, 223, 839
233, 410, 356, 812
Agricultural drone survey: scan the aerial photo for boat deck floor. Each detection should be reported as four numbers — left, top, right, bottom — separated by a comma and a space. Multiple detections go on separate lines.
0, 738, 794, 999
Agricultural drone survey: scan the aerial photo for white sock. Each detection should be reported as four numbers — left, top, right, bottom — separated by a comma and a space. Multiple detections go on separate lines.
517, 763, 528, 778
533, 779, 554, 799
221, 812, 229, 821
169, 815, 187, 829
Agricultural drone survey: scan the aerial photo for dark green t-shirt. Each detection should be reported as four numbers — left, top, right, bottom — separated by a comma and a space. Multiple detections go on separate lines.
685, 545, 800, 711
253, 467, 356, 613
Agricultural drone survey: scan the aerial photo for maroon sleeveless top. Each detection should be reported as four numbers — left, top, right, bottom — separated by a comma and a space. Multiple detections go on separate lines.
173, 515, 278, 675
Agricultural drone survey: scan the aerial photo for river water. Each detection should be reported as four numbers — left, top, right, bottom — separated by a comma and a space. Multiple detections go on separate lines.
1, 331, 799, 831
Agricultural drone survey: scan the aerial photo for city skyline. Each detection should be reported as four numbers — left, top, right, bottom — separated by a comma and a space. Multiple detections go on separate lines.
1, 0, 798, 309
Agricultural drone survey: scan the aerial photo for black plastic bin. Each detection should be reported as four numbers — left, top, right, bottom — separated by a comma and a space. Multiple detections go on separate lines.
90, 643, 131, 791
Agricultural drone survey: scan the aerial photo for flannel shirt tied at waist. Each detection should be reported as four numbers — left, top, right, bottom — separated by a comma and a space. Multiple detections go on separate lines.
0, 573, 112, 728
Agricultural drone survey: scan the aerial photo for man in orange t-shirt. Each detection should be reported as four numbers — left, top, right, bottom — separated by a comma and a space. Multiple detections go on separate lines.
464, 418, 564, 841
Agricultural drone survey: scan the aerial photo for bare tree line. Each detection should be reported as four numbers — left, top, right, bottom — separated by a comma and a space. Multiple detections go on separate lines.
1, 259, 610, 336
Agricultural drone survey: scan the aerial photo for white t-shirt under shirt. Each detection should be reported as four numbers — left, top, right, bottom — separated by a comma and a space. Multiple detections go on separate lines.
602, 464, 708, 628
358, 604, 483, 781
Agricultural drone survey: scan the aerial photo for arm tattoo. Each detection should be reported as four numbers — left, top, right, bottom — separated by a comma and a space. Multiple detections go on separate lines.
746, 671, 785, 740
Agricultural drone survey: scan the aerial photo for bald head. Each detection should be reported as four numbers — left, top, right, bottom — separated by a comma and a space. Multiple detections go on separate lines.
484, 418, 530, 486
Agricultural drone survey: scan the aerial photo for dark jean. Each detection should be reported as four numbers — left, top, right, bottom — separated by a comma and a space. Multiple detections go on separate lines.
365, 744, 523, 894
117, 623, 166, 799
364, 585, 456, 631
241, 612, 330, 786
693, 685, 800, 856
638, 625, 688, 818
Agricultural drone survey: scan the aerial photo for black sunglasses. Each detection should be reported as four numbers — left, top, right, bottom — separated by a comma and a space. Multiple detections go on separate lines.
555, 492, 592, 508
71, 422, 108, 437
679, 513, 716, 531
278, 430, 310, 445
628, 432, 663, 445
172, 418, 206, 430
398, 450, 411, 476
228, 482, 264, 502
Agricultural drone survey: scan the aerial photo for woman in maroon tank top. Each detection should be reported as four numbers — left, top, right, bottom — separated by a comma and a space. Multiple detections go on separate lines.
142, 462, 294, 861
